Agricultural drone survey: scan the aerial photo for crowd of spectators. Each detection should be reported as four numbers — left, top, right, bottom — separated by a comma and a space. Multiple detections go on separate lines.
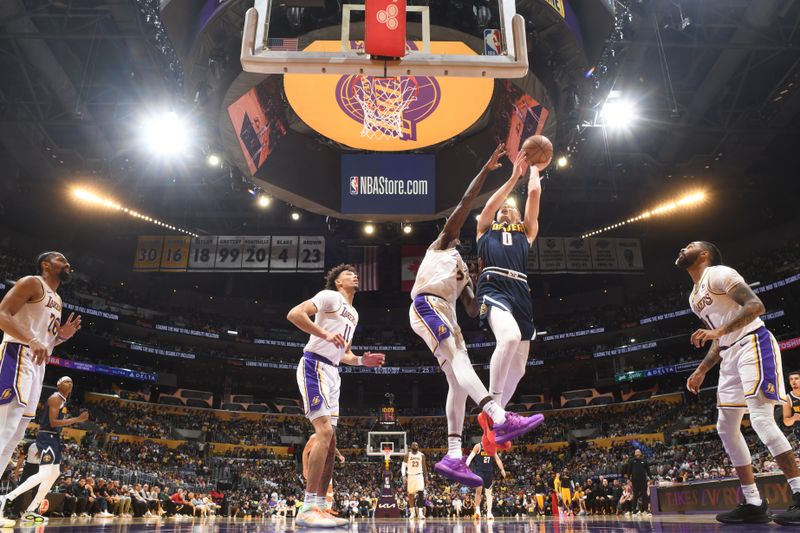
2, 382, 799, 521
1, 239, 797, 370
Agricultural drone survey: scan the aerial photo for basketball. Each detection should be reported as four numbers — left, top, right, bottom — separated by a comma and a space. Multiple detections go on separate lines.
522, 135, 553, 170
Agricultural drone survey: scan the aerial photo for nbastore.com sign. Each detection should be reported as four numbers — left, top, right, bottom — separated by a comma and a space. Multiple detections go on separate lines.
341, 154, 435, 214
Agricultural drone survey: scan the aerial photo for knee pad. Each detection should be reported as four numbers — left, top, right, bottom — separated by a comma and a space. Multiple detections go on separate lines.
716, 409, 752, 467
748, 402, 792, 457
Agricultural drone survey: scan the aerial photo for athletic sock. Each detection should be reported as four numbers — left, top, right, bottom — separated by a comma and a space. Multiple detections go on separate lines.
789, 477, 800, 494
302, 492, 316, 511
447, 436, 462, 458
483, 400, 506, 425
741, 483, 762, 506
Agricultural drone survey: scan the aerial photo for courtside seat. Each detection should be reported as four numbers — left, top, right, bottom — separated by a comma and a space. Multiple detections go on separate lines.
519, 394, 543, 404
562, 398, 587, 409
628, 391, 654, 401
588, 395, 615, 405
158, 395, 184, 406
222, 402, 246, 411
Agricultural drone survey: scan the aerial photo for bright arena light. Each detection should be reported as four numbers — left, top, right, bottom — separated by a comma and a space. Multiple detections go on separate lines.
402, 223, 412, 235
581, 191, 707, 239
291, 211, 300, 221
207, 154, 221, 167
142, 111, 190, 156
600, 98, 638, 129
557, 156, 568, 168
364, 223, 375, 235
71, 187, 198, 238
257, 195, 271, 208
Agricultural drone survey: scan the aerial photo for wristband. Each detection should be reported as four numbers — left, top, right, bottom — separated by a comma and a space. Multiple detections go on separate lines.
356, 356, 364, 366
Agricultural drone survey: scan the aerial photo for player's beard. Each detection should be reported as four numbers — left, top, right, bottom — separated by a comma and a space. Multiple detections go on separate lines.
675, 251, 697, 269
58, 267, 72, 283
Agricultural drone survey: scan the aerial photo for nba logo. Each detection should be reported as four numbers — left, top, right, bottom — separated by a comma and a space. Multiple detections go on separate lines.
350, 176, 359, 195
484, 29, 502, 56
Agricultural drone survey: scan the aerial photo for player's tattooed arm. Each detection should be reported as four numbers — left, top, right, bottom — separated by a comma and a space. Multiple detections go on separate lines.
434, 144, 505, 250
720, 282, 765, 334
686, 340, 721, 394
690, 283, 765, 347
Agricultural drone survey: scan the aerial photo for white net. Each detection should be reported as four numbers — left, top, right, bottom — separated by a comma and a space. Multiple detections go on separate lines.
352, 76, 418, 140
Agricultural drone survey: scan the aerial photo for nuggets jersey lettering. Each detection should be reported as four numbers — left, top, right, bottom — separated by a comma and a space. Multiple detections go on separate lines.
473, 444, 494, 474
689, 266, 763, 348
303, 290, 358, 365
2, 276, 62, 356
477, 222, 530, 273
406, 451, 424, 476
38, 393, 67, 434
791, 392, 800, 416
411, 248, 469, 303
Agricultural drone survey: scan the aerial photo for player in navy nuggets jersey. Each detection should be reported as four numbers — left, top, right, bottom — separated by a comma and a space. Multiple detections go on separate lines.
475, 146, 544, 450
0, 376, 88, 525
466, 442, 506, 520
783, 371, 800, 438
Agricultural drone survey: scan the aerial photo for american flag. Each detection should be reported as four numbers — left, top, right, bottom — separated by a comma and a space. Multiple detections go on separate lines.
268, 38, 299, 51
349, 246, 379, 292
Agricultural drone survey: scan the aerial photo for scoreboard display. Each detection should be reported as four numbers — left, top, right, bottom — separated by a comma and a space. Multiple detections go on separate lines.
133, 235, 325, 273
380, 405, 396, 425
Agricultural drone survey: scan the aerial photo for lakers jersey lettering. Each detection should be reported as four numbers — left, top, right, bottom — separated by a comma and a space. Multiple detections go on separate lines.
407, 452, 424, 476
411, 248, 469, 303
689, 265, 763, 348
1, 276, 63, 356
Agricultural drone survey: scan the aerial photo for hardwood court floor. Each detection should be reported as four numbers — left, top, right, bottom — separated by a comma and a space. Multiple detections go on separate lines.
7, 514, 789, 532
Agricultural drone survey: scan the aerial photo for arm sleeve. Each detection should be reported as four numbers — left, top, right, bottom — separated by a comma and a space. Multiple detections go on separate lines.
708, 266, 746, 295
311, 290, 340, 314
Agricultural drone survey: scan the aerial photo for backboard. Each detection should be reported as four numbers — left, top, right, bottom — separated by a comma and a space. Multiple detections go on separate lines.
240, 0, 528, 78
366, 431, 407, 457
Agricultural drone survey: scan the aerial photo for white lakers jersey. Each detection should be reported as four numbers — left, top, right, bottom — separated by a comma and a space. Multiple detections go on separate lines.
406, 451, 424, 476
689, 265, 763, 348
411, 248, 470, 304
303, 290, 358, 365
2, 276, 62, 356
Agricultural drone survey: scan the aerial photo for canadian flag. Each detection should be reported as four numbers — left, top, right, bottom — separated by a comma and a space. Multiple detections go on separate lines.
401, 245, 426, 292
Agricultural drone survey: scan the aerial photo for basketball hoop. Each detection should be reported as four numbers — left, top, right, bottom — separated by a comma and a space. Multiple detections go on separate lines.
352, 76, 418, 140
382, 445, 393, 468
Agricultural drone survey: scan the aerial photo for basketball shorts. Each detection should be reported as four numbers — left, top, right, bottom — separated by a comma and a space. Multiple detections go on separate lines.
407, 473, 425, 494
296, 352, 340, 426
0, 342, 45, 418
476, 272, 536, 340
36, 432, 61, 465
409, 295, 466, 363
476, 471, 494, 489
561, 488, 572, 504
717, 326, 786, 409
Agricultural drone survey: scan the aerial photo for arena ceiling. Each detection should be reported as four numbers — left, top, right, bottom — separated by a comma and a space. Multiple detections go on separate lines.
0, 0, 798, 248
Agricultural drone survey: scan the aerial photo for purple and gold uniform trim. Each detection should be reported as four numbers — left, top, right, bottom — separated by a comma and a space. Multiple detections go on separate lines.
412, 295, 451, 353
301, 352, 334, 414
746, 326, 783, 403
0, 342, 26, 407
